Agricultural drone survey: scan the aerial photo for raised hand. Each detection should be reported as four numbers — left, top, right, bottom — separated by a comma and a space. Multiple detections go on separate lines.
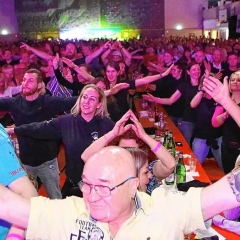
203, 76, 230, 105
103, 41, 111, 50
111, 110, 132, 137
20, 42, 31, 51
142, 93, 156, 103
215, 70, 223, 80
52, 53, 60, 70
110, 83, 129, 95
129, 111, 147, 140
203, 60, 211, 73
62, 57, 75, 68
161, 64, 174, 77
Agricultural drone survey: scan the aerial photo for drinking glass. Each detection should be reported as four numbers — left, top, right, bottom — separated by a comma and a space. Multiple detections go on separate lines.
188, 157, 197, 172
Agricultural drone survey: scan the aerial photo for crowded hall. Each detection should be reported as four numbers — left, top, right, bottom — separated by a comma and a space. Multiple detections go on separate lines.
1, 0, 240, 239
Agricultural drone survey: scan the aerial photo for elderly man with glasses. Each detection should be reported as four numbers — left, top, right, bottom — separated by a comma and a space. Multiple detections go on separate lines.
0, 146, 240, 239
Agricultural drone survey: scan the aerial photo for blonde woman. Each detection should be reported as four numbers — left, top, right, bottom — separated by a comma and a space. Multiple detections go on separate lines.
6, 84, 115, 198
211, 70, 240, 174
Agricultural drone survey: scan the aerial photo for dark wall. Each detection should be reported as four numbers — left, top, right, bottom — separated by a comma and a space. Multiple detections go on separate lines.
15, 0, 164, 37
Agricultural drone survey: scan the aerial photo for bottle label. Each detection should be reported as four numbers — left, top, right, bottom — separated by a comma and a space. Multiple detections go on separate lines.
165, 173, 175, 185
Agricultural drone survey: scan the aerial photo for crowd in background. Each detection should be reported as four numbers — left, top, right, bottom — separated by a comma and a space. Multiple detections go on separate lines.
1, 36, 240, 172
1, 35, 240, 238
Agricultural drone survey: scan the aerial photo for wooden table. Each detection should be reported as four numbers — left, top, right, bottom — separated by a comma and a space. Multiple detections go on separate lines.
134, 98, 239, 240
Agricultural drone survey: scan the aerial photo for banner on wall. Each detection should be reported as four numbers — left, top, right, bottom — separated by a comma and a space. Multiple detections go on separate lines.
236, 14, 240, 33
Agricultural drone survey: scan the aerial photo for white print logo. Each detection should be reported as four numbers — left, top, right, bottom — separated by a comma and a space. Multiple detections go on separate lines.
91, 132, 99, 141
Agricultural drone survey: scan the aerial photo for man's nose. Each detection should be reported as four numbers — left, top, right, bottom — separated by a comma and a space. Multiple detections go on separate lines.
88, 187, 101, 202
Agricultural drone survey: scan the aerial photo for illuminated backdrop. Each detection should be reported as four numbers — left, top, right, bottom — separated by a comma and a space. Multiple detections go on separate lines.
15, 0, 164, 39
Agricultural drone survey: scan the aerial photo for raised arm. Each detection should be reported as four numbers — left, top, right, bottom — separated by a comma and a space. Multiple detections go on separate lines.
201, 167, 240, 221
20, 43, 53, 61
101, 44, 112, 66
135, 64, 173, 87
10, 85, 22, 96
190, 91, 204, 108
143, 90, 182, 106
118, 42, 132, 66
6, 117, 63, 140
211, 105, 228, 128
82, 111, 131, 162
204, 76, 240, 127
104, 83, 130, 97
85, 41, 111, 64
129, 111, 176, 178
62, 57, 95, 83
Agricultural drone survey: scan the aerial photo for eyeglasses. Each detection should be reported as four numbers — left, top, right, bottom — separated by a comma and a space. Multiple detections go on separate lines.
79, 176, 136, 197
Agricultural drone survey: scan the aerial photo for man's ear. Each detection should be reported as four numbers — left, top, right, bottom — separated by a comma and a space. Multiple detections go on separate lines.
37, 82, 42, 90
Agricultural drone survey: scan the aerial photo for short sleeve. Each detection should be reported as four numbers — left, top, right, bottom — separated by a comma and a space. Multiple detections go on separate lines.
0, 126, 26, 186
177, 82, 185, 95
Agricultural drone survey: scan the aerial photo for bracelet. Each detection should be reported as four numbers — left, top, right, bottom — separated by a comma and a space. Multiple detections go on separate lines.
198, 89, 205, 93
6, 233, 25, 240
222, 113, 228, 119
151, 142, 162, 153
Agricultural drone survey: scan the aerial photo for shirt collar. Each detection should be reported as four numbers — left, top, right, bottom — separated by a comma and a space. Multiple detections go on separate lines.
213, 62, 222, 70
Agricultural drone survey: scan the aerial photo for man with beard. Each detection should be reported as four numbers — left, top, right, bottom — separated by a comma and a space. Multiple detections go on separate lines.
0, 69, 77, 199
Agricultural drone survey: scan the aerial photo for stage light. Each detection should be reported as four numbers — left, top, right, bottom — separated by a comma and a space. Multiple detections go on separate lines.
1, 29, 8, 35
176, 25, 183, 30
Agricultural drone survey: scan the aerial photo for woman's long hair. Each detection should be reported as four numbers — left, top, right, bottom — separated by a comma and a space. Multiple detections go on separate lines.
71, 84, 109, 118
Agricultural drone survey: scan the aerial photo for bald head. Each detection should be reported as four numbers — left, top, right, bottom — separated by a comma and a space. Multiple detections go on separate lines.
84, 146, 136, 180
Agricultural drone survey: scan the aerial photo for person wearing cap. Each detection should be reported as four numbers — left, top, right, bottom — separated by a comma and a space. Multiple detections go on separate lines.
101, 41, 132, 66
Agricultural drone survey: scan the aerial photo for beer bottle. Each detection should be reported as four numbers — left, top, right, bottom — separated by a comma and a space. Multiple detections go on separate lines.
163, 130, 169, 148
167, 131, 176, 156
176, 151, 186, 184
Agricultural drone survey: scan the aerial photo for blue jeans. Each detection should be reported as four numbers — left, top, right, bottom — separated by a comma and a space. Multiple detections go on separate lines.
169, 116, 182, 128
24, 158, 62, 199
192, 137, 223, 169
178, 121, 195, 146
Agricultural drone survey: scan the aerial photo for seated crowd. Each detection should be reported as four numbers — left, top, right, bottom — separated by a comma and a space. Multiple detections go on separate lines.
0, 36, 240, 239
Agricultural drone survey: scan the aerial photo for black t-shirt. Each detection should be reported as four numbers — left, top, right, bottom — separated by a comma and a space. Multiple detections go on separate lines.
222, 104, 240, 145
73, 58, 85, 66
0, 59, 19, 66
177, 82, 199, 122
194, 98, 222, 139
222, 68, 236, 80
153, 75, 185, 118
114, 80, 135, 116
